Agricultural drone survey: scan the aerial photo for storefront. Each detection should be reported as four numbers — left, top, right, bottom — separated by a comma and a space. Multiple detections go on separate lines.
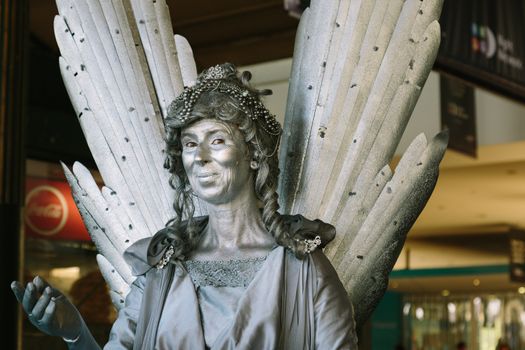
403, 292, 524, 350
375, 264, 525, 350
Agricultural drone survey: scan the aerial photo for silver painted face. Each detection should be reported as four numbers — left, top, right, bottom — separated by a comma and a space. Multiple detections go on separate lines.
181, 119, 253, 205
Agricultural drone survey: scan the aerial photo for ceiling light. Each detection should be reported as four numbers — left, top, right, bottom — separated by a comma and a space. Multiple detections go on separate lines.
50, 266, 80, 280
448, 302, 457, 323
473, 278, 480, 286
415, 307, 424, 320
487, 299, 501, 318
519, 287, 525, 294
403, 303, 411, 316
442, 289, 450, 297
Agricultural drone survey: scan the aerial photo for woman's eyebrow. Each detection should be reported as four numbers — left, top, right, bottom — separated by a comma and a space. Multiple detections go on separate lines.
181, 126, 233, 139
207, 128, 232, 136
180, 131, 196, 139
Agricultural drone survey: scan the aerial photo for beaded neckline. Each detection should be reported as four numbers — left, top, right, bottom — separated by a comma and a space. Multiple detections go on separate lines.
184, 256, 267, 288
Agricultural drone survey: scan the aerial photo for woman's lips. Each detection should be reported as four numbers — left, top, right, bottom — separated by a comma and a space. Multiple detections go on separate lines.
197, 172, 218, 181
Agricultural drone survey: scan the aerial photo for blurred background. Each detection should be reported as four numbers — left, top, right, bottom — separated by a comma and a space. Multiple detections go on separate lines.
3, 0, 525, 349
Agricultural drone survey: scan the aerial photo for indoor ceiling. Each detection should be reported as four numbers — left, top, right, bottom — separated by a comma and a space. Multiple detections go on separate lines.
29, 0, 300, 69
411, 141, 525, 237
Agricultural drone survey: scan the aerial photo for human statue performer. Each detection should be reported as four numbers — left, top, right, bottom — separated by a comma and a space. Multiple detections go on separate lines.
12, 63, 357, 348
11, 0, 447, 348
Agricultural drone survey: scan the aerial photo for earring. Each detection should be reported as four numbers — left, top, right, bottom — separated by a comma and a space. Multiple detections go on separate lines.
250, 160, 259, 170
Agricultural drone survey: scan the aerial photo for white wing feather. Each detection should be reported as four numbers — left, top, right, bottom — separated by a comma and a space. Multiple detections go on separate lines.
174, 34, 198, 87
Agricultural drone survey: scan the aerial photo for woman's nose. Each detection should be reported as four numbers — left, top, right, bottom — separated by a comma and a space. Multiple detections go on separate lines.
194, 144, 211, 164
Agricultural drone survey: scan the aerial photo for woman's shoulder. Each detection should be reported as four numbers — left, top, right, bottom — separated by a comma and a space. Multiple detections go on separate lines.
123, 236, 155, 276
283, 246, 340, 281
123, 216, 209, 275
283, 248, 348, 306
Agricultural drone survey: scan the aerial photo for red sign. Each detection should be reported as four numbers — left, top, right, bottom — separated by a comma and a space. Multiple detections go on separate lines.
25, 178, 91, 241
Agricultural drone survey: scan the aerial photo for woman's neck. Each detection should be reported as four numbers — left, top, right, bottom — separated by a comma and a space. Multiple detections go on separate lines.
205, 193, 266, 248
193, 192, 275, 260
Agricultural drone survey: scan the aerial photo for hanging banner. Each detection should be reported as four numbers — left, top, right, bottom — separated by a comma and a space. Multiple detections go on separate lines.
440, 75, 477, 157
437, 0, 525, 102
25, 177, 90, 241
509, 231, 525, 283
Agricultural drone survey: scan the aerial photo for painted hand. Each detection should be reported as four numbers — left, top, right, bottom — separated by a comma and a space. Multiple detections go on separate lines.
11, 276, 83, 341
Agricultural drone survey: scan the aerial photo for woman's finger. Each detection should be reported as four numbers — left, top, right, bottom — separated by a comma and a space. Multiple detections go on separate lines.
10, 281, 25, 304
32, 276, 46, 293
22, 282, 39, 314
34, 276, 60, 298
40, 298, 57, 326
32, 287, 53, 321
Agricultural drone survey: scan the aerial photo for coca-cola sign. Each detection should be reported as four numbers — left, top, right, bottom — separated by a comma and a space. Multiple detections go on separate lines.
25, 178, 90, 241
26, 185, 69, 236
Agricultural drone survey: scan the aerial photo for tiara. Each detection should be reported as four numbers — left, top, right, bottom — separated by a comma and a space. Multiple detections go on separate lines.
169, 64, 282, 136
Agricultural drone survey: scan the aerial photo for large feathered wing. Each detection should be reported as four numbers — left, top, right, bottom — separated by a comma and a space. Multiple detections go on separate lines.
278, 0, 447, 326
54, 0, 204, 308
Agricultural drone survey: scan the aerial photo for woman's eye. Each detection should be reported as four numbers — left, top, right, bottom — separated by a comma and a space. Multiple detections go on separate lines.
211, 138, 225, 145
184, 141, 197, 148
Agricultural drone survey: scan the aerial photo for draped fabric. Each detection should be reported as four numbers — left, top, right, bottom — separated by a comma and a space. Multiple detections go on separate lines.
103, 216, 357, 349
105, 247, 356, 349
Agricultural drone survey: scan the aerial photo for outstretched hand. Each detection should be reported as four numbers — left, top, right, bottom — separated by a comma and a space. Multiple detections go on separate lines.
11, 276, 83, 341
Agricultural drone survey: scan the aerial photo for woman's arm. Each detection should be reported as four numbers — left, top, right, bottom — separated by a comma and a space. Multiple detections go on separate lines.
11, 276, 101, 350
311, 251, 359, 349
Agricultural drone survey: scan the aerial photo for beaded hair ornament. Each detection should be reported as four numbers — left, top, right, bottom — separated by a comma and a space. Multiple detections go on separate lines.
167, 63, 282, 137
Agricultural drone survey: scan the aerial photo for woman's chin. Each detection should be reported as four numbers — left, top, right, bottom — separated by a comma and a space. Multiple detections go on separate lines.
194, 189, 228, 205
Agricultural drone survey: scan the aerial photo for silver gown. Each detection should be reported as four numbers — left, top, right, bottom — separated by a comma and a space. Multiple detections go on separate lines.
102, 236, 358, 349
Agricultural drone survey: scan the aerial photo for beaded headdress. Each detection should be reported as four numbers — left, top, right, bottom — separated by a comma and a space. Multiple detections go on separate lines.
167, 63, 282, 136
